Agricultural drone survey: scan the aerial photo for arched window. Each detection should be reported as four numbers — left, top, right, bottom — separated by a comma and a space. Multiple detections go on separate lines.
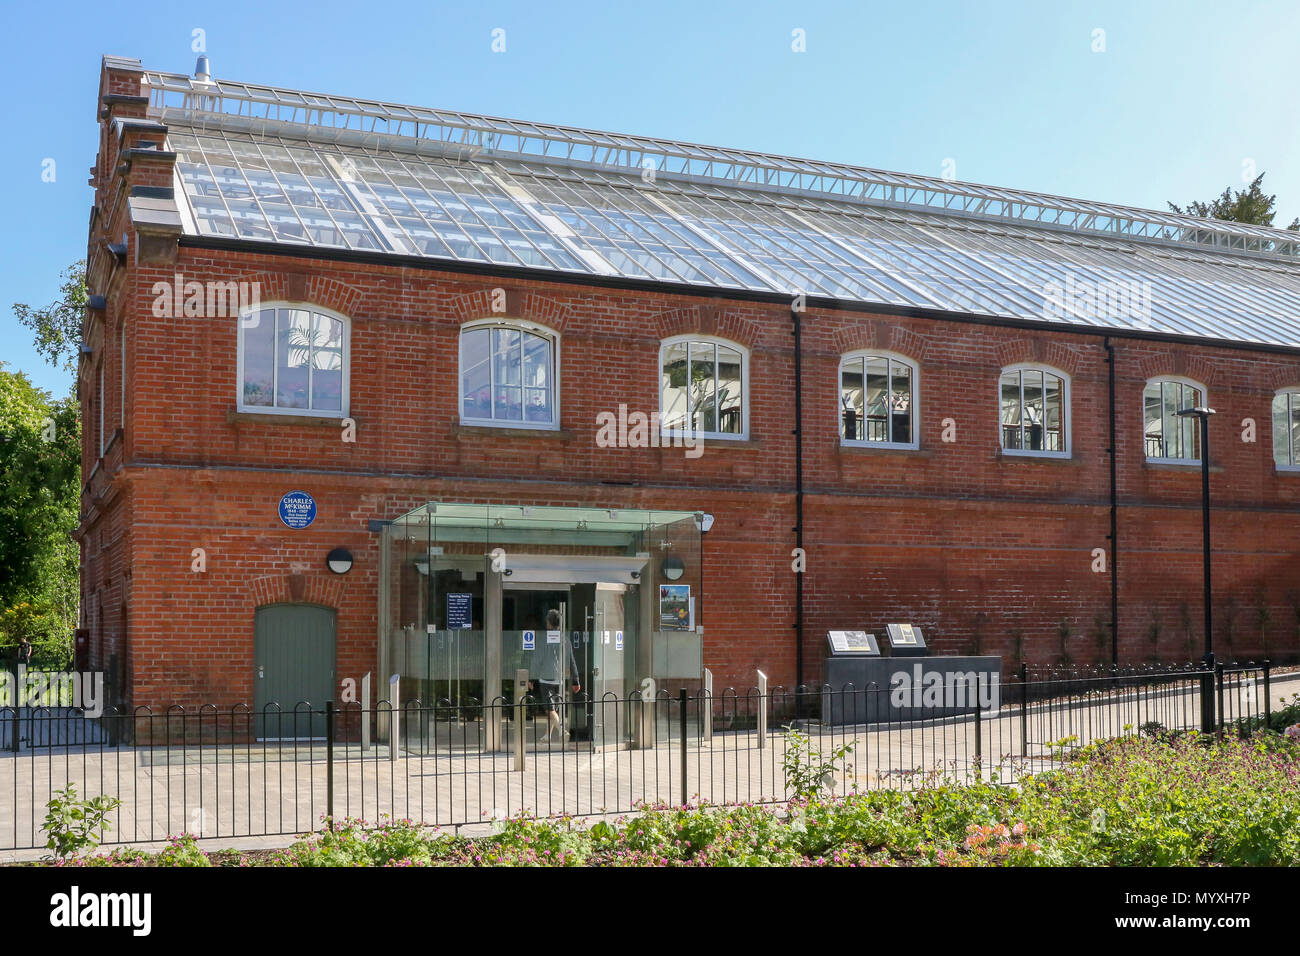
239, 305, 349, 415
459, 320, 557, 428
840, 352, 917, 448
1000, 365, 1069, 456
1143, 377, 1205, 461
1272, 389, 1300, 469
659, 337, 747, 439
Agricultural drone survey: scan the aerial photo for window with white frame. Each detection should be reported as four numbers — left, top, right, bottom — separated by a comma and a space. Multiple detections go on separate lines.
1272, 389, 1300, 469
1143, 378, 1204, 461
459, 321, 556, 427
840, 353, 916, 447
1000, 366, 1068, 455
660, 337, 747, 438
239, 306, 348, 415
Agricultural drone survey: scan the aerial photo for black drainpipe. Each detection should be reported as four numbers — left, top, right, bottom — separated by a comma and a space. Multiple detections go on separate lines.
1104, 336, 1119, 665
792, 306, 805, 689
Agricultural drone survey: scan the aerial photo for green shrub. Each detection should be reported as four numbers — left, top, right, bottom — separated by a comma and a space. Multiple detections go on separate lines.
42, 785, 121, 860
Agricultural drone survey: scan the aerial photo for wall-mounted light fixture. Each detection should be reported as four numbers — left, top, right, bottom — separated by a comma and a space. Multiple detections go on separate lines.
326, 547, 354, 574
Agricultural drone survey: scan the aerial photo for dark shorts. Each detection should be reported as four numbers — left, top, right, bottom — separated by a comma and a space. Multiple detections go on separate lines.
528, 681, 563, 717
537, 681, 563, 709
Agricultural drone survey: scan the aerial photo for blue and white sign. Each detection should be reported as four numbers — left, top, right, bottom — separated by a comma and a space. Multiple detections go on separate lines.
279, 491, 317, 529
446, 593, 472, 630
522, 630, 536, 651
615, 630, 624, 650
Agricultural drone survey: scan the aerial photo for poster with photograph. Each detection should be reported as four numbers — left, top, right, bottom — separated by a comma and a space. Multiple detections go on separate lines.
659, 584, 692, 631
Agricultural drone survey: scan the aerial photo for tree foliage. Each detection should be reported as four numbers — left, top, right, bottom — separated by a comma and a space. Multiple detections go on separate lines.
11, 260, 87, 374
1169, 173, 1300, 230
3, 259, 84, 667
0, 367, 80, 665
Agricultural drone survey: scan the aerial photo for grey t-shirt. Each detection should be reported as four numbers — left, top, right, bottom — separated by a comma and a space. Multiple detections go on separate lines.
536, 635, 579, 685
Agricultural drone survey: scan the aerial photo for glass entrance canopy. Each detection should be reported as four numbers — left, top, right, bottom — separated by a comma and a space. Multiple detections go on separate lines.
379, 503, 704, 752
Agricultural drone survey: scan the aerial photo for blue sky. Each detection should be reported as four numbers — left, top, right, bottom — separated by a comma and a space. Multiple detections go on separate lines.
3, 0, 1299, 397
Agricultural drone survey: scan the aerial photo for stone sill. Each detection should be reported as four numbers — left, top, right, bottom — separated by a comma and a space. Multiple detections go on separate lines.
837, 444, 934, 459
1144, 460, 1224, 474
452, 423, 575, 441
996, 450, 1083, 465
697, 437, 763, 450
227, 409, 348, 427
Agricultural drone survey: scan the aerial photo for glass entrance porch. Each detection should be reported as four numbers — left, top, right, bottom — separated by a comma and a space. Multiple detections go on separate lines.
379, 503, 703, 752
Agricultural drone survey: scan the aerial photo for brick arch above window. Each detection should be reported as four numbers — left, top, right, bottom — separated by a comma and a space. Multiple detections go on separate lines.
249, 573, 345, 611
232, 271, 364, 318
1264, 364, 1300, 392
448, 288, 572, 333
652, 305, 760, 351
833, 320, 930, 362
994, 338, 1082, 378
1138, 351, 1217, 388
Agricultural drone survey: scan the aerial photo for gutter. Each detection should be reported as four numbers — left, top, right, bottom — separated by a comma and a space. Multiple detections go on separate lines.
1105, 336, 1119, 664
792, 305, 805, 689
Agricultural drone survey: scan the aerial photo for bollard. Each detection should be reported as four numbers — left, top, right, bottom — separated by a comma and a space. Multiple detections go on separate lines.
389, 674, 400, 762
756, 670, 768, 750
679, 687, 689, 807
325, 700, 335, 830
360, 672, 371, 752
634, 677, 656, 750
702, 668, 713, 744
514, 669, 529, 772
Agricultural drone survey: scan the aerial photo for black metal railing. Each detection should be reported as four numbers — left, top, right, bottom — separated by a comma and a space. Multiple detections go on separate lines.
0, 661, 1292, 852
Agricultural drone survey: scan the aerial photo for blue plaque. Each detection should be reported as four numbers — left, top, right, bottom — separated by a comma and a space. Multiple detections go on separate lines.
447, 593, 472, 630
278, 491, 317, 529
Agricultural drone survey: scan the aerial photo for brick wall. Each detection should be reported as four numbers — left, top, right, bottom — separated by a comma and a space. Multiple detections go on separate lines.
78, 60, 1300, 710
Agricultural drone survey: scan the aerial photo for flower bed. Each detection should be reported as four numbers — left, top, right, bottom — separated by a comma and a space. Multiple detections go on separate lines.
46, 732, 1300, 867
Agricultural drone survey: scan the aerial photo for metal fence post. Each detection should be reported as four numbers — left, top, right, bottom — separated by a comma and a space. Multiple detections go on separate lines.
756, 670, 768, 750
1263, 659, 1272, 732
325, 700, 335, 831
702, 668, 713, 744
1019, 662, 1028, 756
1200, 655, 1216, 735
974, 703, 982, 768
514, 669, 528, 772
360, 672, 371, 752
1215, 662, 1226, 737
389, 673, 400, 762
679, 688, 688, 807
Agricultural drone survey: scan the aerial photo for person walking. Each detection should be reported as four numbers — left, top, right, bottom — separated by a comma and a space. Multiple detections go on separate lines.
531, 608, 580, 743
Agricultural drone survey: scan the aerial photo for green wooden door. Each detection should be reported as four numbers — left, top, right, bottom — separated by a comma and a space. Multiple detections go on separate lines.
254, 604, 336, 739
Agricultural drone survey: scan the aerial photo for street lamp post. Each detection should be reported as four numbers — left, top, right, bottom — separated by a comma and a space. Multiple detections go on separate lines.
1177, 406, 1216, 733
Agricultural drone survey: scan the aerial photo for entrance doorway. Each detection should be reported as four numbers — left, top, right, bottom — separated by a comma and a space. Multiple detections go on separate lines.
254, 604, 337, 739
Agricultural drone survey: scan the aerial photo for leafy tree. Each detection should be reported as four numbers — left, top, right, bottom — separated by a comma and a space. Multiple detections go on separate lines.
1169, 173, 1299, 230
11, 260, 86, 375
0, 367, 80, 666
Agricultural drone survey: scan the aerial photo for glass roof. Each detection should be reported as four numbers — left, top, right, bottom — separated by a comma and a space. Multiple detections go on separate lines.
163, 124, 1300, 349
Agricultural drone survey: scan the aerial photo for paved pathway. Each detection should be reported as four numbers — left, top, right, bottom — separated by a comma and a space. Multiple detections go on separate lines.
1, 670, 1294, 859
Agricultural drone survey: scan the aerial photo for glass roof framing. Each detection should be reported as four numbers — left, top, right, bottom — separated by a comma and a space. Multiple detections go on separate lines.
145, 69, 1300, 262
164, 121, 1300, 350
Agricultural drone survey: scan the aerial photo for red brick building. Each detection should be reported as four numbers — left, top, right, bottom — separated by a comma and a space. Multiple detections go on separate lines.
79, 55, 1300, 718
